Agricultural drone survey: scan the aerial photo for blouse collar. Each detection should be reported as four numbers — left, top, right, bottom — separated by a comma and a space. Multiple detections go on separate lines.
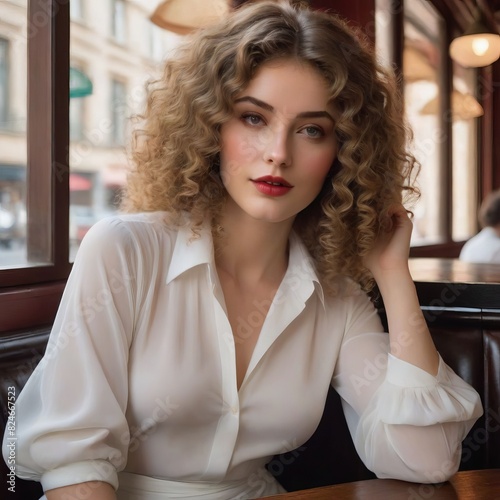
166, 223, 325, 308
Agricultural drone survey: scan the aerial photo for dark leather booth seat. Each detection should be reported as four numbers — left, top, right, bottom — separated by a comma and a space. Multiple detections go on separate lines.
0, 329, 48, 500
1, 259, 499, 497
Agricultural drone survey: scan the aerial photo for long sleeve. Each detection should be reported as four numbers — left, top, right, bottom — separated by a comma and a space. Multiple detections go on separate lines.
2, 217, 141, 492
331, 292, 483, 483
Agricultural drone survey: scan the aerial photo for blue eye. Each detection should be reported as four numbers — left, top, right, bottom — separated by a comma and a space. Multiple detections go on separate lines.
242, 113, 264, 126
302, 126, 323, 138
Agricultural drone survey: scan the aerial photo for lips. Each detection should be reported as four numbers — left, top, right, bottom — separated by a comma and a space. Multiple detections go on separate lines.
251, 176, 293, 197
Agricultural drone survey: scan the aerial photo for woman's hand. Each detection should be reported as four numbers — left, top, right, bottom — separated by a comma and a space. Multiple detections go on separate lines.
364, 203, 413, 281
363, 203, 439, 375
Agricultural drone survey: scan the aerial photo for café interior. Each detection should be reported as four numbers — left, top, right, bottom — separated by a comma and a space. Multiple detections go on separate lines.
0, 0, 499, 498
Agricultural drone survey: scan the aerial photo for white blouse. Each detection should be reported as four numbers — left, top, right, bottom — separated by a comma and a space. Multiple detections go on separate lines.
459, 227, 500, 264
2, 212, 483, 500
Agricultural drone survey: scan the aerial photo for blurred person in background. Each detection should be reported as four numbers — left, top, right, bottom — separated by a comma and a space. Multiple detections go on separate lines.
460, 190, 500, 264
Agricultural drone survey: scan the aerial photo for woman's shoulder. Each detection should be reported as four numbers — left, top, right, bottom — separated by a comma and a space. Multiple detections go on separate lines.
77, 211, 182, 263
86, 211, 178, 240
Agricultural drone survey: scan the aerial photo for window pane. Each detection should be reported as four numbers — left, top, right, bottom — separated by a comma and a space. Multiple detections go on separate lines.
70, 66, 86, 141
111, 79, 127, 145
70, 97, 84, 141
374, 0, 396, 70
70, 0, 84, 21
452, 64, 479, 241
69, 2, 181, 260
0, 2, 29, 269
0, 38, 8, 127
403, 0, 446, 245
112, 0, 127, 44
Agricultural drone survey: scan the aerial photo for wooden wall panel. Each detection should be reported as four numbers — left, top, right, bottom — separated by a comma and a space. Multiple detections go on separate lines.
310, 0, 376, 42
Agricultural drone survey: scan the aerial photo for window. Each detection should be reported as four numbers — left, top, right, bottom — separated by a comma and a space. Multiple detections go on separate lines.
0, 0, 70, 285
1, 0, 188, 273
374, 0, 397, 71
110, 78, 127, 146
111, 0, 127, 44
451, 63, 479, 242
70, 0, 84, 21
403, 0, 447, 246
0, 38, 8, 129
376, 0, 482, 255
68, 2, 156, 261
149, 23, 165, 61
404, 0, 480, 250
69, 68, 86, 141
0, 11, 28, 270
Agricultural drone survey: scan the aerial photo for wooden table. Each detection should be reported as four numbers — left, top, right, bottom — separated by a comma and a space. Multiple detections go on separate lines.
408, 258, 500, 309
259, 469, 500, 499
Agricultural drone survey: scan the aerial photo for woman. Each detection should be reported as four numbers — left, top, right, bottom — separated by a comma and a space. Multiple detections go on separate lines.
3, 2, 482, 499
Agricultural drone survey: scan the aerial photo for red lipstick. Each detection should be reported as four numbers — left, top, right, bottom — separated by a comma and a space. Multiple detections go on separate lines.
252, 176, 293, 197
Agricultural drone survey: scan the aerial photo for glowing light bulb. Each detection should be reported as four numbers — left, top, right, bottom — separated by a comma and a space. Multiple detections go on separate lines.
471, 38, 490, 56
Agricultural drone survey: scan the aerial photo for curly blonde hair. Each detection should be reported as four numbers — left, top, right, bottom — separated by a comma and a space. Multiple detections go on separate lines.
122, 0, 419, 294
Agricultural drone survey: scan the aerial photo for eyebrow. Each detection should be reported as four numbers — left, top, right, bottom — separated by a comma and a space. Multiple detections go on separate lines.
234, 96, 334, 122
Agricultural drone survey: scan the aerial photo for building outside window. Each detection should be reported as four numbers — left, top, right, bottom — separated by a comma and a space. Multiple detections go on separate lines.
112, 0, 127, 44
0, 1, 28, 268
70, 0, 84, 21
69, 65, 87, 142
110, 78, 127, 145
0, 38, 9, 129
149, 22, 165, 61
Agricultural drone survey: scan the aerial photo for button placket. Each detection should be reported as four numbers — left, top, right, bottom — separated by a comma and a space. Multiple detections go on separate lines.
202, 268, 241, 478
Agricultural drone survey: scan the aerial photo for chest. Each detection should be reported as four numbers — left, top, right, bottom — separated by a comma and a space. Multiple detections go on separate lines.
127, 294, 337, 453
126, 266, 342, 442
218, 273, 280, 390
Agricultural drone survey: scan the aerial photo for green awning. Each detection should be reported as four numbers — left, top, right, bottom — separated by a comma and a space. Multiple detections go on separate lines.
70, 67, 93, 98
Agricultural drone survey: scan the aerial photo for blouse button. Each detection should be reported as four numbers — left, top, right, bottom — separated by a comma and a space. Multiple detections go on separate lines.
231, 406, 239, 415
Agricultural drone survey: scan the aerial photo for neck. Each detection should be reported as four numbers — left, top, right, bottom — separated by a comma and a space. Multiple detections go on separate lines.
214, 204, 294, 286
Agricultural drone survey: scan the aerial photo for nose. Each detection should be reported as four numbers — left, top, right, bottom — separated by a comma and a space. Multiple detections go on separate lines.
262, 126, 291, 167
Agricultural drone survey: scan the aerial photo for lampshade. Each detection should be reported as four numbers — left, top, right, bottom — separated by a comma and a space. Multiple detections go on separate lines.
420, 90, 484, 121
150, 0, 229, 35
449, 15, 500, 68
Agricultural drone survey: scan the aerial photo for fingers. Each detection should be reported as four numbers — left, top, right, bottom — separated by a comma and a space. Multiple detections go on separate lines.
386, 203, 412, 227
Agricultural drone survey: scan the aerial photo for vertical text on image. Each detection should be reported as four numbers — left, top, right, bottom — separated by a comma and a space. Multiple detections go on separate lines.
6, 386, 17, 493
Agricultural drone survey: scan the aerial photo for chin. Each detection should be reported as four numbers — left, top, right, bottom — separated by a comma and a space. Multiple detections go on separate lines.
249, 211, 296, 225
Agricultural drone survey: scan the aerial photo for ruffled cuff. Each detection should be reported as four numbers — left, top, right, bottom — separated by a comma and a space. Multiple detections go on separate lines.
378, 354, 483, 426
41, 460, 118, 492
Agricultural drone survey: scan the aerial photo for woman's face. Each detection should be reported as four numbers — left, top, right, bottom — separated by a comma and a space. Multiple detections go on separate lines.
219, 59, 338, 225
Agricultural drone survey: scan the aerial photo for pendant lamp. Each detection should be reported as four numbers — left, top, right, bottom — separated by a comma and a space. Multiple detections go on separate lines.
150, 0, 230, 35
449, 10, 500, 68
420, 90, 484, 121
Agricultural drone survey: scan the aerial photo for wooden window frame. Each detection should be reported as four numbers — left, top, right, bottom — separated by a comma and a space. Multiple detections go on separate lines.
0, 0, 70, 333
408, 0, 500, 258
